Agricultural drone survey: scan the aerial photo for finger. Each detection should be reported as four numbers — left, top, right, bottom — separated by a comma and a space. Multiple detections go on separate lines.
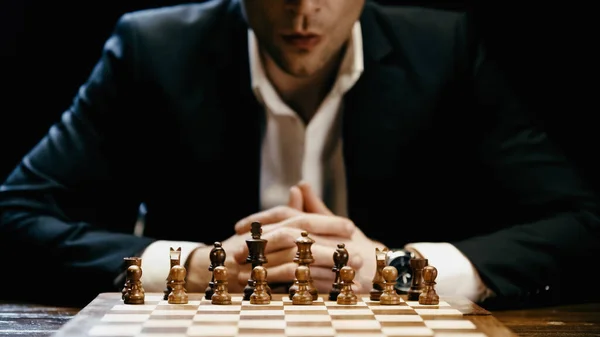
234, 206, 301, 234
274, 214, 355, 238
288, 185, 304, 210
297, 181, 334, 215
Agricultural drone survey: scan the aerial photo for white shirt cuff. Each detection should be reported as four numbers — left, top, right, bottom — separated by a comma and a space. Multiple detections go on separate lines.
405, 242, 495, 303
139, 240, 204, 292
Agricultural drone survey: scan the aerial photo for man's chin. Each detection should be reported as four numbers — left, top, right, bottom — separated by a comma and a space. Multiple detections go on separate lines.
280, 62, 320, 78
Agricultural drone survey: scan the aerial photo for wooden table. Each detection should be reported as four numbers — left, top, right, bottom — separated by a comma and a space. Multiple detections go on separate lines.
1, 298, 599, 336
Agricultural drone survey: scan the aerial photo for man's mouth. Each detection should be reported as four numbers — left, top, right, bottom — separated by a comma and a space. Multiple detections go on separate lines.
281, 33, 322, 50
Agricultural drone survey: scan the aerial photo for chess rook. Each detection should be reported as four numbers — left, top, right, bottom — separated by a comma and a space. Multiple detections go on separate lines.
289, 231, 318, 300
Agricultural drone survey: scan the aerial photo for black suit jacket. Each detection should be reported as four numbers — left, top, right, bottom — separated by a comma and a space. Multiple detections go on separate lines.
1, 0, 598, 308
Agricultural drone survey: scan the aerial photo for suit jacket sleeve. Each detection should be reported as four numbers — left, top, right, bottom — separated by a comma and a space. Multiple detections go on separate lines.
451, 14, 600, 308
0, 14, 155, 303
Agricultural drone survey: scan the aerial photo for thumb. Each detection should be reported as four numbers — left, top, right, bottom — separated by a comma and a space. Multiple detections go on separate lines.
288, 185, 303, 210
297, 181, 333, 215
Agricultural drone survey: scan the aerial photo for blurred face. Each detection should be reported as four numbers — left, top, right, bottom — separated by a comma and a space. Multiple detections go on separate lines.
242, 0, 365, 77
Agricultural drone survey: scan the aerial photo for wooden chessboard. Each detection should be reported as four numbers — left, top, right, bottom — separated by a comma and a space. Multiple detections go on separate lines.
52, 293, 516, 337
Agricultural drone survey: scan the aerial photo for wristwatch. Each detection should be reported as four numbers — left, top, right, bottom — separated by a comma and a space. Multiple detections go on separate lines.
386, 249, 416, 293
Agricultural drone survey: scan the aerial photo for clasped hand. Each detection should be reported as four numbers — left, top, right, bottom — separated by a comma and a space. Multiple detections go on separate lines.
186, 182, 383, 294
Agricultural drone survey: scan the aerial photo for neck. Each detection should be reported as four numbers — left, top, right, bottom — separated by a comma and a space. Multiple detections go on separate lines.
261, 48, 345, 124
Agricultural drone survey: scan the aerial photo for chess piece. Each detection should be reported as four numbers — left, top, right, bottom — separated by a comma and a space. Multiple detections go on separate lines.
337, 266, 357, 305
168, 264, 188, 304
370, 247, 388, 301
243, 222, 271, 300
250, 266, 270, 304
212, 266, 232, 305
205, 242, 226, 300
418, 266, 440, 305
379, 266, 401, 305
164, 247, 181, 300
407, 258, 428, 301
329, 243, 349, 301
122, 257, 141, 300
289, 231, 317, 300
292, 265, 313, 305
124, 264, 145, 304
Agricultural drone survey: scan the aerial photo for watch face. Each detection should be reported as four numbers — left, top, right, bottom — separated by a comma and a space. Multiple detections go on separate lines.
388, 256, 412, 293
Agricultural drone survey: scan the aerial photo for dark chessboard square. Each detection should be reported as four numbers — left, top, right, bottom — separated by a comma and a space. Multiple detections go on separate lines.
286, 321, 333, 327
284, 310, 329, 315
237, 328, 286, 334
140, 326, 189, 334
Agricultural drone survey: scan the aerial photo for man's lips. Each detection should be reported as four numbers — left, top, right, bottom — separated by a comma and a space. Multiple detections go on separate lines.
281, 34, 322, 50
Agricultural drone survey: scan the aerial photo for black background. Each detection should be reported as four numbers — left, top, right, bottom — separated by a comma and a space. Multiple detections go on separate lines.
1, 0, 597, 194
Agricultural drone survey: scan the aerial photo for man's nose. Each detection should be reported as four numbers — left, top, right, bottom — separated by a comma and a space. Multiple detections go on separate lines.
285, 0, 321, 16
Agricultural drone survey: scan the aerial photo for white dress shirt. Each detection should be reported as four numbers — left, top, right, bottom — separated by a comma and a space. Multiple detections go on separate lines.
139, 22, 493, 303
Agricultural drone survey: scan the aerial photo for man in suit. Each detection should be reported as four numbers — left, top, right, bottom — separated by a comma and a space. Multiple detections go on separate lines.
0, 0, 598, 308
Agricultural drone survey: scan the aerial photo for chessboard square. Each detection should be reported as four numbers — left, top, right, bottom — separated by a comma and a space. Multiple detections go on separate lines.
328, 309, 374, 316
137, 334, 186, 337
362, 297, 405, 304
238, 320, 287, 329
324, 301, 367, 307
424, 320, 477, 329
88, 324, 142, 336
151, 310, 196, 316
144, 295, 164, 302
143, 319, 193, 328
100, 314, 150, 322
370, 305, 412, 311
242, 301, 284, 308
331, 320, 381, 330
140, 326, 189, 334
283, 297, 325, 304
197, 305, 242, 312
415, 309, 463, 316
285, 310, 329, 315
285, 326, 336, 336
111, 304, 157, 311
371, 309, 417, 316
408, 301, 450, 307
240, 309, 285, 316
284, 305, 328, 311
381, 326, 434, 336
335, 331, 386, 337
187, 325, 238, 336
432, 333, 488, 337
375, 315, 424, 322
193, 314, 240, 322
285, 314, 332, 322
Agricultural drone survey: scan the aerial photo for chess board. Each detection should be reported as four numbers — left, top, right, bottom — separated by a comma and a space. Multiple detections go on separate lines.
52, 293, 516, 337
